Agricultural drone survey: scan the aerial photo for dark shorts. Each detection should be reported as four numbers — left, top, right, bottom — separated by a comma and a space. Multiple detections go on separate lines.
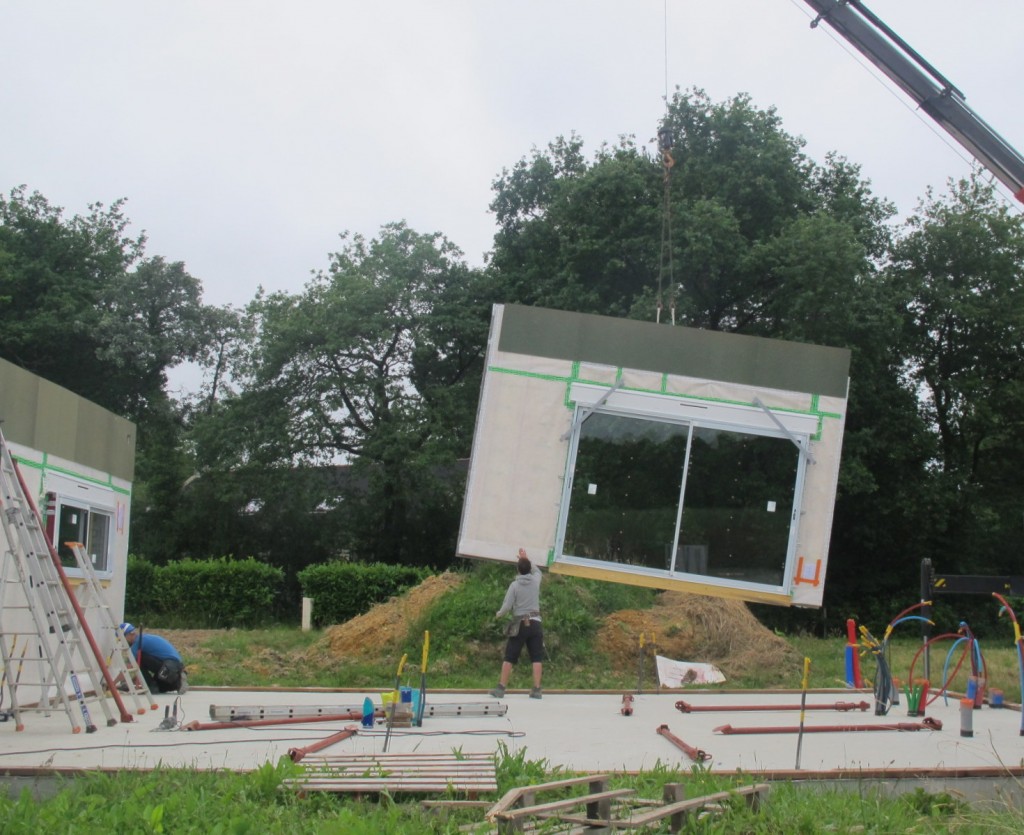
141, 657, 185, 692
504, 619, 545, 664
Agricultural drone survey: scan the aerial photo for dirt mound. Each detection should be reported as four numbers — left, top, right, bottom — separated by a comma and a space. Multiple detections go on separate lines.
159, 575, 796, 685
598, 591, 799, 681
308, 573, 794, 683
307, 572, 466, 663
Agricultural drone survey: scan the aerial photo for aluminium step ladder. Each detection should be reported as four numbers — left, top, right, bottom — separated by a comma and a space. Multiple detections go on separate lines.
0, 426, 135, 731
67, 541, 156, 716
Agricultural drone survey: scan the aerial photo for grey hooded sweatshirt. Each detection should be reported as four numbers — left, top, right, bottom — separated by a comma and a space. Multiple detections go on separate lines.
496, 564, 542, 620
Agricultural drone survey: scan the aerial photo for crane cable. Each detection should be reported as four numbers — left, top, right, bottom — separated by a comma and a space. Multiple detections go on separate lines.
656, 0, 676, 325
657, 127, 676, 325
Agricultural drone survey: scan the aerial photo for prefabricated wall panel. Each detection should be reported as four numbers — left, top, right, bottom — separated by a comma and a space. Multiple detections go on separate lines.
457, 304, 850, 608
1, 357, 135, 655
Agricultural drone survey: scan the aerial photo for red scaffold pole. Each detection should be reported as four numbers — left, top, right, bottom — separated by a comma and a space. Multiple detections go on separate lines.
714, 717, 943, 735
676, 700, 869, 713
656, 724, 711, 762
288, 725, 359, 762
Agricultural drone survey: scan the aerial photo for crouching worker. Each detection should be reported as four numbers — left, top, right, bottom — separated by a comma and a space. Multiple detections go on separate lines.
119, 623, 189, 694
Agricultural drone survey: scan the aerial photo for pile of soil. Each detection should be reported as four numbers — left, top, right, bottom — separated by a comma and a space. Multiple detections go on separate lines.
306, 572, 466, 664
307, 574, 796, 682
597, 591, 799, 680
159, 574, 797, 684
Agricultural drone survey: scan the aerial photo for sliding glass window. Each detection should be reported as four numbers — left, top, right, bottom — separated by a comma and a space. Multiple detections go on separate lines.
558, 405, 806, 592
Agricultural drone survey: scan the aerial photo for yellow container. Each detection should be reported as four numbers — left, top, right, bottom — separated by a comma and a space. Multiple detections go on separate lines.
381, 690, 399, 707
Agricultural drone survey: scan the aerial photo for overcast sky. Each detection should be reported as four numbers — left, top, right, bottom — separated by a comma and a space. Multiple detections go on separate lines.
3, 0, 1022, 316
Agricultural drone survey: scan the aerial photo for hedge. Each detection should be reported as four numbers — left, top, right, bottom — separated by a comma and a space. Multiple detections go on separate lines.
126, 555, 283, 628
126, 557, 430, 628
297, 562, 430, 627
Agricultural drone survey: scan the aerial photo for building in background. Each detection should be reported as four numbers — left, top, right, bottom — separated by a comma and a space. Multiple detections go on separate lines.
0, 356, 135, 645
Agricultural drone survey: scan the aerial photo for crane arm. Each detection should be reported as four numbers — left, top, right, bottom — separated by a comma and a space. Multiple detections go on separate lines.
802, 0, 1024, 203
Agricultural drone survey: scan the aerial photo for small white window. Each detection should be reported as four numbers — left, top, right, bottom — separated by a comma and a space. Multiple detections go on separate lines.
50, 498, 113, 573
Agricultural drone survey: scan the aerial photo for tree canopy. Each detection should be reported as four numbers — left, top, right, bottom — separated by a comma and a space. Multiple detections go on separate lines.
5, 86, 1023, 631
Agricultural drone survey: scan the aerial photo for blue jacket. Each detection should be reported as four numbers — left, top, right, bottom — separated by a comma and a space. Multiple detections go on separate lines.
134, 633, 181, 664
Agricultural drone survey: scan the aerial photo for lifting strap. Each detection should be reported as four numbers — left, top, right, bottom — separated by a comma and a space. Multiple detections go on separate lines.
657, 126, 676, 324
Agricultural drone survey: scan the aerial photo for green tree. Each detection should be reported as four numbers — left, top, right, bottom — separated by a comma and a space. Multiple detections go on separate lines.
488, 89, 941, 629
0, 187, 144, 411
890, 175, 1024, 573
95, 255, 207, 420
490, 132, 661, 317
0, 187, 232, 571
209, 222, 493, 567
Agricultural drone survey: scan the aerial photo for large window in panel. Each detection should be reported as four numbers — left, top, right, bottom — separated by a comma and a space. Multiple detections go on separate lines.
677, 428, 798, 587
560, 409, 804, 591
562, 412, 689, 570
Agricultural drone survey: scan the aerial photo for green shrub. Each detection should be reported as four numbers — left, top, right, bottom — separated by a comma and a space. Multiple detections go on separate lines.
128, 556, 284, 628
123, 554, 156, 620
297, 562, 430, 626
161, 557, 283, 627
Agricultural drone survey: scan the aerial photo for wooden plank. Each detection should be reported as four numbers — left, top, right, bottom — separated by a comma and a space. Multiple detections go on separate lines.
282, 751, 497, 796
421, 800, 495, 809
494, 789, 636, 820
287, 780, 497, 793
302, 753, 494, 765
620, 784, 769, 828
303, 763, 495, 773
487, 774, 611, 817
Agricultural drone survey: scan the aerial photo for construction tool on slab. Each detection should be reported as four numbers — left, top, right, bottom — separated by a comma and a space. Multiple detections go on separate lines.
288, 725, 359, 762
656, 723, 710, 762
845, 618, 864, 688
795, 656, 811, 769
210, 703, 371, 721
415, 630, 429, 727
419, 702, 508, 718
714, 717, 943, 735
905, 678, 930, 717
621, 693, 634, 716
383, 653, 407, 752
860, 624, 898, 715
156, 701, 180, 731
675, 699, 869, 713
208, 701, 506, 721
992, 592, 1024, 736
183, 713, 363, 731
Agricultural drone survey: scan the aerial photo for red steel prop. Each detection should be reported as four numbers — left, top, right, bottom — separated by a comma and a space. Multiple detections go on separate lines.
621, 693, 634, 716
288, 725, 359, 762
714, 717, 943, 735
656, 724, 711, 763
676, 700, 869, 713
183, 712, 364, 731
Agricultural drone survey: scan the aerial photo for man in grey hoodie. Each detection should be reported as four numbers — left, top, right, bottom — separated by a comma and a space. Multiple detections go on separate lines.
491, 547, 545, 699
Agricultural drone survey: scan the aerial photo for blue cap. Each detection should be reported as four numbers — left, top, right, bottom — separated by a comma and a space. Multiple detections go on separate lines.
120, 622, 136, 635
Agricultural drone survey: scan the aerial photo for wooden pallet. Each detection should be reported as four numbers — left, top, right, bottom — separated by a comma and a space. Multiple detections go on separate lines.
283, 751, 498, 796
486, 774, 769, 833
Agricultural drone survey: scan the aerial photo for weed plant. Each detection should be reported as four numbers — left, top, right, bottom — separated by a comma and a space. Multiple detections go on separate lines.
3, 749, 1022, 833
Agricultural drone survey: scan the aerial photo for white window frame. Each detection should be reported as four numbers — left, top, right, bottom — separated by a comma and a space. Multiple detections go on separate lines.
45, 486, 116, 578
554, 384, 812, 595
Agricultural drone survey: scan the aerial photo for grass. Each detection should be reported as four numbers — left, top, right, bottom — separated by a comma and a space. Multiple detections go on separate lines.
11, 568, 1022, 831
3, 748, 1022, 833
177, 625, 1024, 705
162, 562, 1024, 701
